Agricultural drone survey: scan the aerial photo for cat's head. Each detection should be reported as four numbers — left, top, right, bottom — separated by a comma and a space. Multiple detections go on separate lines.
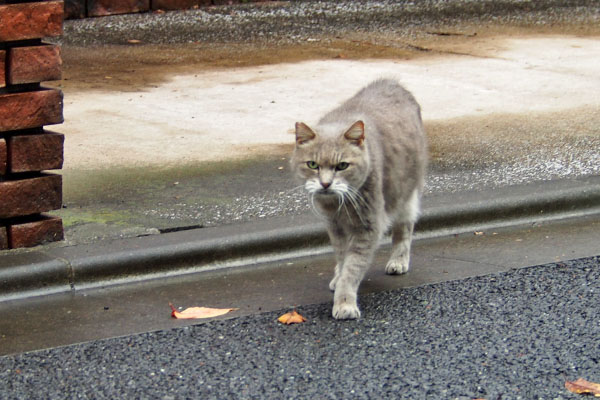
291, 120, 371, 197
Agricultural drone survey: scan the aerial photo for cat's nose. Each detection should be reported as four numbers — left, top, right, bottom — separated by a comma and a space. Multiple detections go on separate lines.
321, 181, 331, 189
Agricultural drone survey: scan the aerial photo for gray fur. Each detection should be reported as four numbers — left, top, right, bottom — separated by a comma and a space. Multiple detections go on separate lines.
291, 79, 427, 319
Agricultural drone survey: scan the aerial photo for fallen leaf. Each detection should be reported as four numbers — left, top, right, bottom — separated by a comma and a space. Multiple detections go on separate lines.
278, 310, 306, 325
565, 378, 600, 396
169, 303, 237, 319
127, 39, 142, 44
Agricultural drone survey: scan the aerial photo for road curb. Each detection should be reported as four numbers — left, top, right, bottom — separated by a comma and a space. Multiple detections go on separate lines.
1, 176, 599, 302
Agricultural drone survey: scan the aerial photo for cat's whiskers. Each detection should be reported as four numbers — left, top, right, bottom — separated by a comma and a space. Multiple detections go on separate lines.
341, 200, 353, 221
326, 181, 369, 226
345, 185, 370, 209
307, 190, 329, 220
343, 189, 369, 227
336, 192, 344, 214
308, 192, 320, 218
331, 183, 347, 214
287, 184, 306, 194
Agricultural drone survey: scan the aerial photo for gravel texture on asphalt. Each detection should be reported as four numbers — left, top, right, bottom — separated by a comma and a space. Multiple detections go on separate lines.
58, 0, 600, 46
2, 256, 599, 399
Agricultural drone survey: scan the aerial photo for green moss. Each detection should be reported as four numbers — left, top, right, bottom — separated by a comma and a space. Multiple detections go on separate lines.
56, 208, 133, 228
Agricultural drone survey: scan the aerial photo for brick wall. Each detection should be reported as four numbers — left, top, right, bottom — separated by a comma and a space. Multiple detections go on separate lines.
0, 0, 65, 250
65, 0, 275, 19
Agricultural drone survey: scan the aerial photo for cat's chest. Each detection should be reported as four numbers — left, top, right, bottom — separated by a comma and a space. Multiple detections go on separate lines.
316, 195, 371, 226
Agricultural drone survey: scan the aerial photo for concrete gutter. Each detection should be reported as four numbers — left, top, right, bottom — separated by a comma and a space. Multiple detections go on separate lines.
1, 175, 599, 302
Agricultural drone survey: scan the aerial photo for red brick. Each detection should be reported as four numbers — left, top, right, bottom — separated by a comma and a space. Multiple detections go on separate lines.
88, 0, 149, 17
0, 138, 6, 175
8, 45, 62, 85
65, 0, 86, 19
8, 215, 64, 249
0, 89, 63, 132
0, 174, 62, 219
0, 50, 5, 88
152, 0, 210, 11
0, 1, 63, 42
0, 226, 8, 250
7, 132, 64, 173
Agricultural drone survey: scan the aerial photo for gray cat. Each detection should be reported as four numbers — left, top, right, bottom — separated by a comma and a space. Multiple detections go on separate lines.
291, 78, 427, 319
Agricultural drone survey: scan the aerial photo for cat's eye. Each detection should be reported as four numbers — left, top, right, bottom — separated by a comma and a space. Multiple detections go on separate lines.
336, 162, 350, 171
306, 161, 319, 169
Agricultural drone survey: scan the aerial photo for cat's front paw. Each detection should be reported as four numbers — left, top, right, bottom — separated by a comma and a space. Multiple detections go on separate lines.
385, 257, 410, 275
332, 301, 361, 320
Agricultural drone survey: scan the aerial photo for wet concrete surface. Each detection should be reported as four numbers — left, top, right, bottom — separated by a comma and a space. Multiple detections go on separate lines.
52, 150, 600, 249
1, 213, 598, 356
36, 0, 600, 246
50, 67, 600, 244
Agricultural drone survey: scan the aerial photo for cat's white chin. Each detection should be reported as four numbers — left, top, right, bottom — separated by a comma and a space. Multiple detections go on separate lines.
315, 190, 336, 196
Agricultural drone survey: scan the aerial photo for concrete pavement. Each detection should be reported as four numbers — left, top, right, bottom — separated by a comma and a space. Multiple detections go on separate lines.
56, 37, 600, 169
40, 1, 600, 245
47, 34, 600, 247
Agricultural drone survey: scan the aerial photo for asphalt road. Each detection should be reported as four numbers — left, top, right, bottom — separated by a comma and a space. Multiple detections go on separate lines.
2, 255, 599, 399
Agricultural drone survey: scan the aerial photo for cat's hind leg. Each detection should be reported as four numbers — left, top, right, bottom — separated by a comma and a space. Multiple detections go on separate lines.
385, 189, 420, 275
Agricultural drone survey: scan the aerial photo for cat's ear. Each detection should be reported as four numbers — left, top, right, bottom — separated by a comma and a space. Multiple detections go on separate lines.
295, 122, 316, 145
344, 121, 365, 146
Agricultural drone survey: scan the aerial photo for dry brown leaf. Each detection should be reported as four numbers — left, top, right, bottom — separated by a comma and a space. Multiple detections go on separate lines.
565, 378, 600, 396
169, 303, 237, 319
278, 310, 307, 325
